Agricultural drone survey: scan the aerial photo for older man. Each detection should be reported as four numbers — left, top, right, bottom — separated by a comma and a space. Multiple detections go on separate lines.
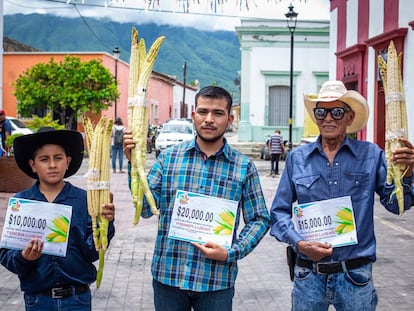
270, 81, 414, 311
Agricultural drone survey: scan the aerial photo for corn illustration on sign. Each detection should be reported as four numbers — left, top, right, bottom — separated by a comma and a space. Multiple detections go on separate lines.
1, 198, 72, 257
168, 190, 238, 249
213, 210, 235, 235
335, 207, 355, 235
46, 216, 70, 242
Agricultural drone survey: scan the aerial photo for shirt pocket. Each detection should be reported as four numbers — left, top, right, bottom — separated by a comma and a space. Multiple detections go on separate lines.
214, 176, 243, 201
295, 174, 321, 201
343, 171, 369, 202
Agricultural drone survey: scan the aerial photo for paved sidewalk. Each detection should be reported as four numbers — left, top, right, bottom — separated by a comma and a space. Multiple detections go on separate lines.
1, 137, 414, 310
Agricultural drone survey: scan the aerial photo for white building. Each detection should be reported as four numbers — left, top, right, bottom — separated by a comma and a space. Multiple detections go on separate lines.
235, 18, 330, 143
172, 82, 198, 120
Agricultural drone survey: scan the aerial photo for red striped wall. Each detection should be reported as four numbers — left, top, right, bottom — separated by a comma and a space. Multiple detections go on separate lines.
384, 0, 399, 31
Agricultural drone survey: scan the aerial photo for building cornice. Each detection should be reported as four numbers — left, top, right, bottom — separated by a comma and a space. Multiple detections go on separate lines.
365, 28, 408, 49
335, 44, 366, 59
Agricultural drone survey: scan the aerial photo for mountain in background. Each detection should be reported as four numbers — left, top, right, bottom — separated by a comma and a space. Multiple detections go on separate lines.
4, 14, 241, 100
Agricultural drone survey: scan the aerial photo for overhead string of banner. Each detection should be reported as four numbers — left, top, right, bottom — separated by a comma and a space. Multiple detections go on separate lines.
64, 0, 308, 14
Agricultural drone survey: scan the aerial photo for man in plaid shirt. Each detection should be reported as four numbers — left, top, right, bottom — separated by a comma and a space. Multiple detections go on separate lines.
124, 86, 270, 311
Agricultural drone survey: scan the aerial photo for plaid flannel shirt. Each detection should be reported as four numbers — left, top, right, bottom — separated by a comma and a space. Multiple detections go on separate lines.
142, 138, 270, 292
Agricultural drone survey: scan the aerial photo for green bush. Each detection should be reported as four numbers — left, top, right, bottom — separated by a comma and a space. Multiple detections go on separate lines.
5, 133, 24, 148
27, 113, 65, 132
4, 133, 24, 156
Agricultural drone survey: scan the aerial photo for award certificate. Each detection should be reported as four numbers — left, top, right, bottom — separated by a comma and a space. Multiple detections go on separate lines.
1, 197, 72, 257
168, 190, 238, 249
292, 196, 358, 248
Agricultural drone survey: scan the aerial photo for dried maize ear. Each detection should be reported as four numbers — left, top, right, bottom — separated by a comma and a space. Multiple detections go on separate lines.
378, 40, 408, 215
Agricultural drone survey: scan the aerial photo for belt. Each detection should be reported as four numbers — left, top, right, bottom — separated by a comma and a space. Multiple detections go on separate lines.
38, 284, 90, 299
296, 257, 371, 275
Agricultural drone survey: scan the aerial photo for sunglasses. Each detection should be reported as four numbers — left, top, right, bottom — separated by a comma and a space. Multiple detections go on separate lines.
313, 107, 351, 120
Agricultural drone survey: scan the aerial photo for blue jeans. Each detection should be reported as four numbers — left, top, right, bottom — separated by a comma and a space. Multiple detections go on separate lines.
292, 263, 378, 311
111, 144, 123, 171
152, 279, 234, 311
24, 289, 91, 311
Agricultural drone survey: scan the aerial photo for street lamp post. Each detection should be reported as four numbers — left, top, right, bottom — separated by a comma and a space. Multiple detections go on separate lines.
285, 3, 298, 151
112, 46, 121, 119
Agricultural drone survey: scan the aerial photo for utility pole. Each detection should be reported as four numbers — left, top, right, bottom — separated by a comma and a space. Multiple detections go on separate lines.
112, 46, 121, 119
182, 61, 187, 118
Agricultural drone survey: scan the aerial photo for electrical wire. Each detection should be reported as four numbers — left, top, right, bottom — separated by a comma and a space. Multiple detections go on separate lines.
6, 0, 118, 52
25, 0, 292, 21
5, 0, 72, 10
72, 4, 114, 50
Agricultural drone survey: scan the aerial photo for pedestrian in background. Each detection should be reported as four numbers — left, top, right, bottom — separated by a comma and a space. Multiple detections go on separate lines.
0, 127, 115, 311
270, 80, 414, 311
0, 109, 12, 156
112, 117, 125, 173
123, 86, 270, 311
267, 129, 285, 177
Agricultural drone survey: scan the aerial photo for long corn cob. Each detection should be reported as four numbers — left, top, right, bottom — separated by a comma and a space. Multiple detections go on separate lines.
83, 115, 113, 288
377, 40, 409, 215
83, 116, 100, 248
128, 27, 165, 224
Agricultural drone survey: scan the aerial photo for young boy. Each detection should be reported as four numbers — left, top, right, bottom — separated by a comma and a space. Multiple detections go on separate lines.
0, 127, 115, 311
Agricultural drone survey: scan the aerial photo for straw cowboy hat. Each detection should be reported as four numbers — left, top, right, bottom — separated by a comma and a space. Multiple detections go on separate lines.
14, 127, 84, 179
304, 80, 369, 134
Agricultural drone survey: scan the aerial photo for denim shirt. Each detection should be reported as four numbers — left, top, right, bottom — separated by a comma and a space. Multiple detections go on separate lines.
270, 136, 413, 262
139, 138, 270, 292
0, 182, 115, 293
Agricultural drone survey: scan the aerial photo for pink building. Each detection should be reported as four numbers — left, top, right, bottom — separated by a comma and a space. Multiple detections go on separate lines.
3, 52, 129, 128
147, 72, 175, 126
2, 52, 196, 131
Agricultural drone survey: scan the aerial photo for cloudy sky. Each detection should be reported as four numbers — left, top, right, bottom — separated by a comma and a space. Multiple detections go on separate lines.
4, 0, 330, 31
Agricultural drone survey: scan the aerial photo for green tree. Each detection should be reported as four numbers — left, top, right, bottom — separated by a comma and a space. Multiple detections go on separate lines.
13, 55, 119, 129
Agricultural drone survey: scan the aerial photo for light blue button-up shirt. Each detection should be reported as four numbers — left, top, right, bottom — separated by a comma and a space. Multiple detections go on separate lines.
270, 136, 413, 262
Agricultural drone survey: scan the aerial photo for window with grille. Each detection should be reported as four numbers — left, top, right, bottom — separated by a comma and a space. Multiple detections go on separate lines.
268, 85, 289, 126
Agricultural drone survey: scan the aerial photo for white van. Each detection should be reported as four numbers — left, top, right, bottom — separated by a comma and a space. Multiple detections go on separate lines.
7, 117, 33, 135
155, 119, 195, 157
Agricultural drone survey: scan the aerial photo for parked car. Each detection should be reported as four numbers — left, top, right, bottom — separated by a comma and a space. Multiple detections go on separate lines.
7, 117, 33, 135
155, 119, 195, 157
261, 134, 289, 161
260, 134, 271, 160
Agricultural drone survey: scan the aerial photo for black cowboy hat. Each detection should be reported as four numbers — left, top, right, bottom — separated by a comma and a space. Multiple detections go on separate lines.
13, 127, 84, 179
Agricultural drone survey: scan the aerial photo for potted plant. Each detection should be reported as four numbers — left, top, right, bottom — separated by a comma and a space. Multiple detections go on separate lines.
5, 133, 24, 156
0, 133, 35, 193
0, 114, 67, 193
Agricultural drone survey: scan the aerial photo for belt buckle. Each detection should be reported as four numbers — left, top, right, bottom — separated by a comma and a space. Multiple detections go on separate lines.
315, 261, 332, 274
51, 287, 65, 299
315, 262, 325, 274
316, 261, 341, 274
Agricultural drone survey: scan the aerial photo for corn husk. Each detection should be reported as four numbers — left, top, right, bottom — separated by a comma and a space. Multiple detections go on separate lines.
377, 40, 408, 215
